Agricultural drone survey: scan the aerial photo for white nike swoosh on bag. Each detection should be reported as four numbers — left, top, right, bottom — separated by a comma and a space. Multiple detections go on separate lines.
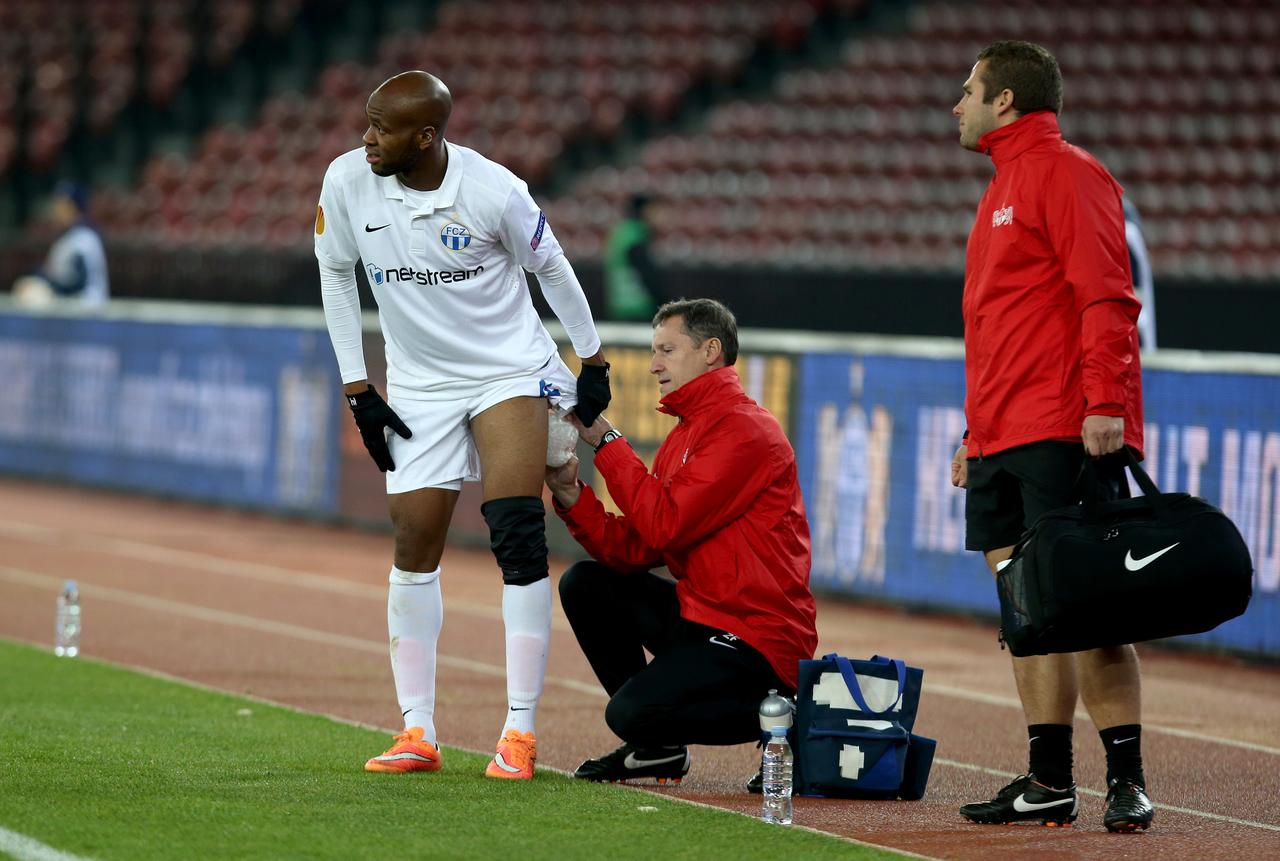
623, 752, 685, 769
1124, 542, 1180, 571
1011, 794, 1074, 813
491, 752, 522, 773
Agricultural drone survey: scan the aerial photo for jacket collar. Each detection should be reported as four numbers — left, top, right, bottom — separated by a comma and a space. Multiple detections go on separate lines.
658, 366, 745, 418
978, 110, 1062, 168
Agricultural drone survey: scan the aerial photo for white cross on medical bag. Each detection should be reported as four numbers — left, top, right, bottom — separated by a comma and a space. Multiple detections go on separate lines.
791, 654, 935, 800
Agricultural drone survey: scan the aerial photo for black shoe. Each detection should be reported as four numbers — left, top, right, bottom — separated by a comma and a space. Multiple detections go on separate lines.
572, 743, 690, 784
959, 774, 1079, 826
746, 769, 762, 794
1104, 778, 1154, 832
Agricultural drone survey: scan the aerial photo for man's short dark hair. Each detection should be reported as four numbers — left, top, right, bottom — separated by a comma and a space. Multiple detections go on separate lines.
976, 40, 1063, 116
653, 298, 739, 366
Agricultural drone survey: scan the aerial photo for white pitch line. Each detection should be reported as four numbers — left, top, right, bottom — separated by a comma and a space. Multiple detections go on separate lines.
0, 520, 558, 630
935, 758, 1280, 832
0, 567, 601, 698
3, 566, 1277, 835
0, 826, 95, 861
6, 516, 1280, 757
927, 684, 1280, 757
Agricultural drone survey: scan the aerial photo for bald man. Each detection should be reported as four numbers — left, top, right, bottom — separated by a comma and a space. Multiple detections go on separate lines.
315, 71, 611, 781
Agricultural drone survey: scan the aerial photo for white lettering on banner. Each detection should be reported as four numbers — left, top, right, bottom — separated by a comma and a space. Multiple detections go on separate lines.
1220, 430, 1280, 593
813, 672, 901, 713
840, 744, 866, 779
1140, 423, 1212, 501
811, 388, 892, 584
0, 338, 271, 476
275, 365, 335, 508
912, 405, 967, 554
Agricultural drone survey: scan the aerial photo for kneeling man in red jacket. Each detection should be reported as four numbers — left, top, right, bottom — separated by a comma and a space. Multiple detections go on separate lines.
547, 298, 818, 788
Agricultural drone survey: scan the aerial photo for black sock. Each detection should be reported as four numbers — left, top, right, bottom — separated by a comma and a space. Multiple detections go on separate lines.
1100, 724, 1145, 787
1027, 723, 1073, 789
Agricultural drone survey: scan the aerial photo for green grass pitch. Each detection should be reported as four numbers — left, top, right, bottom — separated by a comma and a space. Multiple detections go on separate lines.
0, 639, 907, 860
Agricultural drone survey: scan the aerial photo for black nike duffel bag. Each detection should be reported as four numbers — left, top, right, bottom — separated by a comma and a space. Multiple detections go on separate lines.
997, 450, 1253, 657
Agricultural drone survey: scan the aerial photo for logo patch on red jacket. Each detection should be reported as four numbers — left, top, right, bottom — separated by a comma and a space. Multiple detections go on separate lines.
991, 205, 1014, 228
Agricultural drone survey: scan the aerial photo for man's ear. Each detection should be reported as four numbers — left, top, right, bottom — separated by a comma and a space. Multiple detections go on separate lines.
705, 337, 723, 365
994, 88, 1016, 118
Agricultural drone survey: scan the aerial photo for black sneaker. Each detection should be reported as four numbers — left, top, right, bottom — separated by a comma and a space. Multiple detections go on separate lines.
959, 774, 1079, 826
1104, 778, 1154, 832
746, 769, 763, 794
572, 743, 690, 784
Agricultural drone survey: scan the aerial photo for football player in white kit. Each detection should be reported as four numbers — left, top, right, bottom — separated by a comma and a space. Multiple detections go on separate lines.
314, 71, 611, 781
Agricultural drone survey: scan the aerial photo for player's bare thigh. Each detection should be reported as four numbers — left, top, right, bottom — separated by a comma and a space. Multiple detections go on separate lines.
470, 395, 549, 501
387, 486, 460, 572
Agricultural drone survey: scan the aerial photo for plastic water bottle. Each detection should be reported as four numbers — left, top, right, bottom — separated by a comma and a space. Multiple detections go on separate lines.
54, 580, 80, 657
759, 689, 794, 825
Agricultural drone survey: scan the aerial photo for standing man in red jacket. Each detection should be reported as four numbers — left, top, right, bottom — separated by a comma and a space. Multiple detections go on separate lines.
546, 298, 818, 787
949, 42, 1154, 832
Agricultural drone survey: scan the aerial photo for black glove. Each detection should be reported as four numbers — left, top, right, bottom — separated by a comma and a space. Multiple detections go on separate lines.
574, 362, 611, 425
347, 385, 412, 472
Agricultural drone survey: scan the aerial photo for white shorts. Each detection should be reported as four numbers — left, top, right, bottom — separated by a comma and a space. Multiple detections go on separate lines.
385, 357, 578, 494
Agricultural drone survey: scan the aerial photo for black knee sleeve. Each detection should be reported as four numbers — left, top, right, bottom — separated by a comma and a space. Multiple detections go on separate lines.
481, 496, 549, 586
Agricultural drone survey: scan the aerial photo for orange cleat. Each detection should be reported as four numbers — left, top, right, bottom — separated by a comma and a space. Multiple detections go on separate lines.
364, 727, 442, 773
484, 729, 537, 780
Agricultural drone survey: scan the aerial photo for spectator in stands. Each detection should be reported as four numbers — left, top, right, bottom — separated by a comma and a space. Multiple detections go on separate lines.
1123, 196, 1157, 351
546, 298, 817, 789
314, 70, 611, 782
949, 41, 1154, 832
11, 182, 109, 307
603, 193, 661, 321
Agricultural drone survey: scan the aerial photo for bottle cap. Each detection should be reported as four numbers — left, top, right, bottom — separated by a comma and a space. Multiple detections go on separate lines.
759, 688, 793, 731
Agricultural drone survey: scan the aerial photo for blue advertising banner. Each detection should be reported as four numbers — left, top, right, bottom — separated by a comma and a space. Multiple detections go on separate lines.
797, 352, 1280, 656
0, 313, 341, 514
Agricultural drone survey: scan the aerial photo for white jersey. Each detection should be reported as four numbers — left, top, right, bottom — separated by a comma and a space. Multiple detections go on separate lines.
45, 223, 109, 304
315, 141, 592, 399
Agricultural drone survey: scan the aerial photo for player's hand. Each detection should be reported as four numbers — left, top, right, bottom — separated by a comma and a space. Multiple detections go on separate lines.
545, 455, 582, 509
951, 445, 969, 488
574, 361, 611, 425
1082, 415, 1124, 458
347, 385, 412, 472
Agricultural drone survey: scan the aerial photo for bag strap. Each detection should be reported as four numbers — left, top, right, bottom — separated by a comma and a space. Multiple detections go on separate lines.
824, 653, 906, 717
1077, 447, 1166, 520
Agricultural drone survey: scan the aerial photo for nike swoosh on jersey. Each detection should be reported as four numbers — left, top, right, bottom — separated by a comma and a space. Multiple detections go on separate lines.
1124, 542, 1180, 571
623, 752, 686, 770
1012, 794, 1075, 813
365, 223, 390, 232
708, 635, 738, 650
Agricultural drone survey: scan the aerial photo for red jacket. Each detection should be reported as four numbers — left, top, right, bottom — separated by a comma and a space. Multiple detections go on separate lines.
555, 366, 817, 688
964, 111, 1144, 458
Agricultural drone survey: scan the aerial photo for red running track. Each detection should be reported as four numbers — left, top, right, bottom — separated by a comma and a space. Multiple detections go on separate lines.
1, 478, 1277, 860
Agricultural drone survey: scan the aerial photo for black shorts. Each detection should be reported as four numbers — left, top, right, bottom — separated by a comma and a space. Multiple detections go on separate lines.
964, 440, 1130, 552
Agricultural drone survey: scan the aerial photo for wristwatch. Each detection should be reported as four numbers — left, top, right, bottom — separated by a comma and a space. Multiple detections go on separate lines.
595, 428, 624, 452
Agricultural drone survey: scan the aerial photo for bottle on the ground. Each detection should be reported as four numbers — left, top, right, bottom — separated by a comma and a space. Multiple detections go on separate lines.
54, 580, 80, 657
759, 688, 794, 825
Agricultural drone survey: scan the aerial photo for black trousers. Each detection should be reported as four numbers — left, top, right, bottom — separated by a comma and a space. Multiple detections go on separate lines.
558, 560, 789, 748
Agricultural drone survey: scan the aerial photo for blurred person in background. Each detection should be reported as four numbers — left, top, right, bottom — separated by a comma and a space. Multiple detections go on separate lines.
315, 70, 611, 782
1123, 196, 1157, 351
545, 298, 817, 789
949, 41, 1154, 832
11, 182, 109, 307
602, 193, 661, 321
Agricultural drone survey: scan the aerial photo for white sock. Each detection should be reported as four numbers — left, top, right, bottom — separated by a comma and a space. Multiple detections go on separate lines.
387, 565, 443, 746
501, 578, 551, 736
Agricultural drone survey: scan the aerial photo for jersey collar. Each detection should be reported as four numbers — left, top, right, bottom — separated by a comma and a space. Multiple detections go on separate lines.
379, 141, 464, 215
